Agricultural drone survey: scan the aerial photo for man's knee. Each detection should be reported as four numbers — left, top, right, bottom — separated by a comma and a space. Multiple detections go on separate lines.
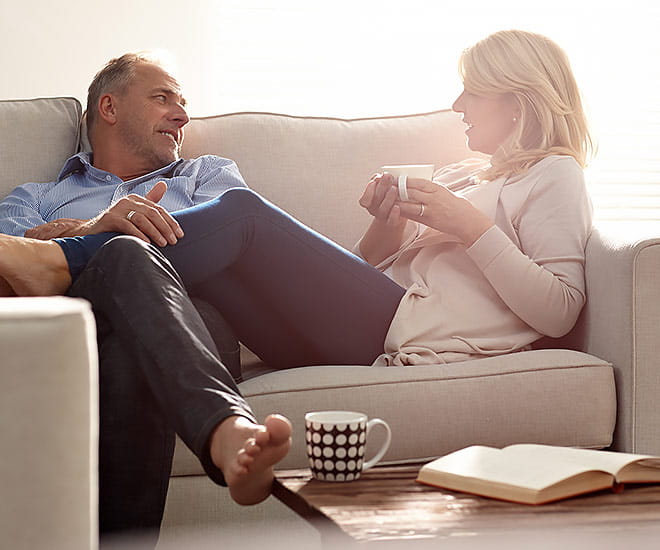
90, 236, 159, 269
86, 235, 178, 283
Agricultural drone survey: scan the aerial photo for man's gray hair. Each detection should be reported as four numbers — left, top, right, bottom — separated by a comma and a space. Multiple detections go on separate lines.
85, 52, 159, 147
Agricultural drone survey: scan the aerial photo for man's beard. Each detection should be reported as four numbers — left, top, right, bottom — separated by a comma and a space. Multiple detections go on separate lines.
120, 121, 179, 170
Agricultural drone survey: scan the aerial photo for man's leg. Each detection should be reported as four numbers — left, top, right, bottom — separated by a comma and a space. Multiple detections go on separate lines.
93, 322, 174, 544
68, 236, 290, 540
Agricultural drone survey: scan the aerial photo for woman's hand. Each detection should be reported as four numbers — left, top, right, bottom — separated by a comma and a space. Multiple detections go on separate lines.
399, 178, 494, 246
357, 172, 410, 265
359, 172, 405, 227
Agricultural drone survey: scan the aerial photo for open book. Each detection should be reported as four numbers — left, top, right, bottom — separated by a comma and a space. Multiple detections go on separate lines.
416, 444, 660, 505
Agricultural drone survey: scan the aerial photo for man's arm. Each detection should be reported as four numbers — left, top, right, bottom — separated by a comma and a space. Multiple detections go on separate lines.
0, 183, 51, 236
188, 157, 248, 205
53, 181, 184, 246
4, 181, 183, 246
25, 219, 88, 240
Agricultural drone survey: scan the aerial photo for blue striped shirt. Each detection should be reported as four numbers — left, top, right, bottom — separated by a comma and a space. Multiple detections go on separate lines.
0, 152, 247, 236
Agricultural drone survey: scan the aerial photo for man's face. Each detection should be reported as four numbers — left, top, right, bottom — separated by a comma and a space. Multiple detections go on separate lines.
114, 62, 190, 170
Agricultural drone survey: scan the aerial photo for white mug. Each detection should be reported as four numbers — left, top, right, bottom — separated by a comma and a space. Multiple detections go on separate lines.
379, 164, 435, 200
379, 164, 435, 179
305, 410, 392, 482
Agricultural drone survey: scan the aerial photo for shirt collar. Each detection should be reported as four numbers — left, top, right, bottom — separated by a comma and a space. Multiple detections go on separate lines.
57, 152, 183, 182
57, 152, 92, 181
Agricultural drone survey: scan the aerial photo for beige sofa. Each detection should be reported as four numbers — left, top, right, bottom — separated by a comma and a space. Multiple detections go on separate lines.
1, 97, 658, 549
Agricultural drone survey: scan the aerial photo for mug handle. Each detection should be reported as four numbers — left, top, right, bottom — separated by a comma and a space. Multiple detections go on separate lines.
362, 418, 392, 471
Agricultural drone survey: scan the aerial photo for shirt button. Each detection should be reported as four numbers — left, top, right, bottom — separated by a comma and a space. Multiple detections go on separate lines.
105, 175, 112, 181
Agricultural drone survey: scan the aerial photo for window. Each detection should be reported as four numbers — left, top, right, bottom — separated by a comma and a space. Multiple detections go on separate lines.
175, 1, 660, 225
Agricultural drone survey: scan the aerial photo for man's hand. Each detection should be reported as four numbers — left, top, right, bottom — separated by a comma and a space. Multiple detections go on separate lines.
25, 218, 87, 240
78, 181, 185, 246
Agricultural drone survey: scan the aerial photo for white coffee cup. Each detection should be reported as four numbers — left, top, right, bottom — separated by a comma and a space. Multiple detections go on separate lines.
379, 164, 435, 200
379, 164, 435, 179
305, 410, 392, 482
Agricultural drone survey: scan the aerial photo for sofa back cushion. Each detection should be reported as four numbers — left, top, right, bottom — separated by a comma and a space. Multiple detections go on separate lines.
182, 110, 474, 249
1, 102, 471, 249
0, 98, 82, 200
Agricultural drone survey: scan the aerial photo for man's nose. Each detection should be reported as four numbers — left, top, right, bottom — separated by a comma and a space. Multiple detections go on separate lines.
171, 104, 190, 126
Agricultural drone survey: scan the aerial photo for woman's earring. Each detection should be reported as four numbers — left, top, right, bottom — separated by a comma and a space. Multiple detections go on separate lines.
512, 116, 518, 123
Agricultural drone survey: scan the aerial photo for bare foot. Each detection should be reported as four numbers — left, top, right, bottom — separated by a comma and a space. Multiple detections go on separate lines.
210, 414, 292, 505
0, 234, 72, 296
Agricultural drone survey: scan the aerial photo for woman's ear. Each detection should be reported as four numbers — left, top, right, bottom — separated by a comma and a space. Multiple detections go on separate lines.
98, 94, 118, 125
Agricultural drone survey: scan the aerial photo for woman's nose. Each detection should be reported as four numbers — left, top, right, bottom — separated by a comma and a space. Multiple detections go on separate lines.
452, 91, 465, 113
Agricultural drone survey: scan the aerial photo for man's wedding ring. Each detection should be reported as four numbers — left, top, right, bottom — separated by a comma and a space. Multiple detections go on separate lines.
419, 203, 425, 217
126, 210, 137, 221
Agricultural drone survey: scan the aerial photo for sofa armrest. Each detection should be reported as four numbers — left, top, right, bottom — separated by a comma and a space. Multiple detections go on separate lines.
0, 297, 98, 550
563, 225, 660, 454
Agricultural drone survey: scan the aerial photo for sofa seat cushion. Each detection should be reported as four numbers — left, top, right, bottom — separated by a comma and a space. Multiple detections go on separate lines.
170, 348, 615, 476
0, 97, 82, 200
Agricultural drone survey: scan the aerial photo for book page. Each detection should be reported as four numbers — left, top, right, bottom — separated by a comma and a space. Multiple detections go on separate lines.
505, 444, 660, 480
420, 446, 611, 491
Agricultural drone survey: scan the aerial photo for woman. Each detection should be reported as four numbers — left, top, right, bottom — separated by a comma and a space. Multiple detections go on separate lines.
356, 29, 593, 364
0, 29, 593, 368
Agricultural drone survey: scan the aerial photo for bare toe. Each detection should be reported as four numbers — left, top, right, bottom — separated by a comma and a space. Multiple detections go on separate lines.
210, 414, 292, 506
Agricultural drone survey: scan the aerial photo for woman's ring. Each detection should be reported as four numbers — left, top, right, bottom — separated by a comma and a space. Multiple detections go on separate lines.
127, 210, 137, 221
419, 203, 425, 217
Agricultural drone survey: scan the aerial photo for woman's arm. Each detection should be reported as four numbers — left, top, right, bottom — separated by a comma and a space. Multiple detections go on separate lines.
357, 160, 491, 266
466, 159, 592, 338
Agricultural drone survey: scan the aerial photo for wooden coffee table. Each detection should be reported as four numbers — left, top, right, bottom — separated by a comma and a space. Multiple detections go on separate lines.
273, 464, 660, 547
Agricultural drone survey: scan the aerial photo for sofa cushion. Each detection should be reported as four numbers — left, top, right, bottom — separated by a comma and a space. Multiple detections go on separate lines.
170, 349, 615, 476
0, 97, 82, 200
182, 110, 478, 250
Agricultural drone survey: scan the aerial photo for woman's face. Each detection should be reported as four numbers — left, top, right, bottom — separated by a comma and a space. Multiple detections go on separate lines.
452, 89, 519, 155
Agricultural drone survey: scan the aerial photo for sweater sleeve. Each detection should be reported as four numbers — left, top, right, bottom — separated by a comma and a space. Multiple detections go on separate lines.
465, 157, 592, 338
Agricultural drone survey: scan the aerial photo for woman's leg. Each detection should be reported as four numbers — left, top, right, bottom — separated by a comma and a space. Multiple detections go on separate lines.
0, 187, 403, 366
56, 233, 118, 279
0, 233, 73, 295
165, 188, 405, 367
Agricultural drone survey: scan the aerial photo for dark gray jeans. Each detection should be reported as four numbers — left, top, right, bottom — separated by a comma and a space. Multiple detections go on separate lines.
68, 237, 255, 545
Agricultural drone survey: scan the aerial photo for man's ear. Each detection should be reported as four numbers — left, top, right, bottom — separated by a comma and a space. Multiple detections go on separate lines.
98, 94, 118, 125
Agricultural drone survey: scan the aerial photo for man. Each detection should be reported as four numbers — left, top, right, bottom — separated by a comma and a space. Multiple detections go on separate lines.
0, 53, 292, 545
0, 53, 236, 244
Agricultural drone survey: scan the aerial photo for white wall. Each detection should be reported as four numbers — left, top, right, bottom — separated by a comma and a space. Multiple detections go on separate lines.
3, 0, 660, 221
6, 0, 654, 119
1, 0, 212, 113
2, 0, 467, 117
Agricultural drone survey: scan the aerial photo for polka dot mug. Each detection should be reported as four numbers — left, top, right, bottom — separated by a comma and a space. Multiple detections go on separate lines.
304, 410, 392, 482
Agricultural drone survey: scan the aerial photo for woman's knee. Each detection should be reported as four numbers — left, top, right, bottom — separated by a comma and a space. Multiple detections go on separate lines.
212, 187, 269, 216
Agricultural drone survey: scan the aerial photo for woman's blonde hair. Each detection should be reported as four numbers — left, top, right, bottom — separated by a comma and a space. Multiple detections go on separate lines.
459, 30, 594, 181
